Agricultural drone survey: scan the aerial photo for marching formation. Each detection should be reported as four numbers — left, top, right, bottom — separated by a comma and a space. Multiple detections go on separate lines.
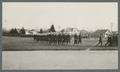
33, 33, 82, 45
33, 32, 117, 46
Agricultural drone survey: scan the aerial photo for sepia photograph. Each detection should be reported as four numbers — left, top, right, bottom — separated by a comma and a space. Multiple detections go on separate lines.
2, 2, 118, 69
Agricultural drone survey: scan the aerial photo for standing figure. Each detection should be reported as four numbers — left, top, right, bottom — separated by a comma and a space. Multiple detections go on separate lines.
105, 35, 112, 46
74, 34, 78, 45
48, 34, 50, 44
57, 34, 60, 45
78, 34, 82, 44
66, 34, 70, 44
96, 34, 103, 46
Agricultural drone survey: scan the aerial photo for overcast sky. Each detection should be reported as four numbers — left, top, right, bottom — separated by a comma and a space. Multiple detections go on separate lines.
3, 2, 118, 31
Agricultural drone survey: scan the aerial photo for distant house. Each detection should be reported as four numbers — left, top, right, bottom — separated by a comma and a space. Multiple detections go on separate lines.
25, 30, 33, 35
80, 30, 89, 37
25, 29, 39, 35
60, 27, 80, 35
42, 29, 50, 33
93, 29, 111, 38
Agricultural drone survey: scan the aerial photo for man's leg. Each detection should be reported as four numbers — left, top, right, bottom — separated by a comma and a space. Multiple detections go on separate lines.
100, 41, 102, 46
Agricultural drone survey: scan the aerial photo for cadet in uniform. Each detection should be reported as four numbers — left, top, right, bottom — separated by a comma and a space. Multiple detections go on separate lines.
96, 34, 103, 46
74, 34, 78, 45
78, 34, 82, 44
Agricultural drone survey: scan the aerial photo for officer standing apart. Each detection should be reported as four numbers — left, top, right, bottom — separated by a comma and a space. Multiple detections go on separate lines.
105, 35, 112, 46
96, 34, 103, 46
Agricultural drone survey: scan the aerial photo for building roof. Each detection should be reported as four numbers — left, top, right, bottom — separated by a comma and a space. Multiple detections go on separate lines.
60, 27, 80, 35
61, 27, 79, 32
94, 29, 110, 35
80, 30, 88, 34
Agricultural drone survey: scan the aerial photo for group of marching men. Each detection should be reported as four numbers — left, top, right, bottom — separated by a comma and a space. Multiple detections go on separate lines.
33, 33, 117, 46
33, 33, 82, 45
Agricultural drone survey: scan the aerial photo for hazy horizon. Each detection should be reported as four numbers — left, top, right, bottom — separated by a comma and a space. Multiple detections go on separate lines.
3, 2, 118, 31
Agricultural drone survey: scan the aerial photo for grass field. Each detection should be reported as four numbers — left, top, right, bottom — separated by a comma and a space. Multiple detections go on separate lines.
2, 36, 118, 51
2, 37, 118, 69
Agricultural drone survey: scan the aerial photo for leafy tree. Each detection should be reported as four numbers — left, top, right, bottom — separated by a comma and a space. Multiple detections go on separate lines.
20, 27, 25, 34
40, 29, 43, 33
14, 28, 19, 34
9, 28, 14, 34
9, 28, 19, 34
49, 24, 56, 32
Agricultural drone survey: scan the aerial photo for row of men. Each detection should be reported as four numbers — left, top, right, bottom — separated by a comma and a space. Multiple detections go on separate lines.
33, 34, 82, 45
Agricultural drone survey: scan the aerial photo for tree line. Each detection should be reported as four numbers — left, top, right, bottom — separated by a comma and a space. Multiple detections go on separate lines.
3, 27, 26, 35
3, 24, 56, 35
